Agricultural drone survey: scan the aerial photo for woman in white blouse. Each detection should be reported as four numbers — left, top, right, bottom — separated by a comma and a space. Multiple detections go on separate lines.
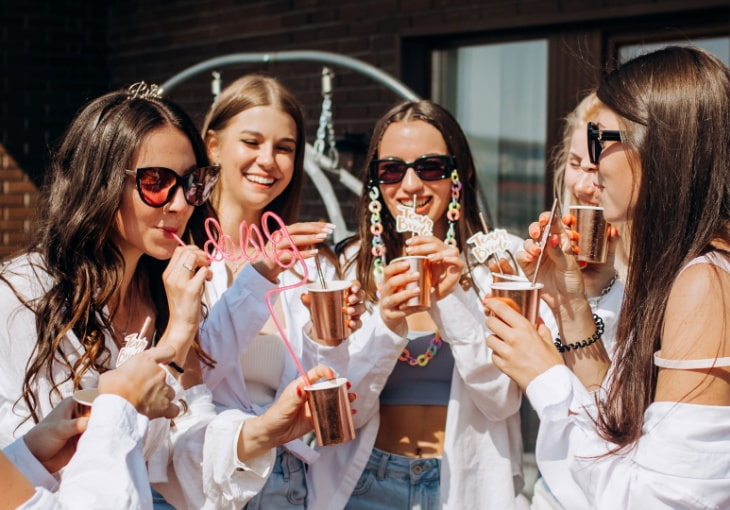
0, 84, 332, 510
486, 46, 730, 509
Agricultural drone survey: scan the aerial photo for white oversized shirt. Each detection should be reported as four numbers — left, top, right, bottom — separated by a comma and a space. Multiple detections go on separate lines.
0, 253, 274, 510
5, 394, 150, 509
302, 239, 525, 510
527, 253, 730, 509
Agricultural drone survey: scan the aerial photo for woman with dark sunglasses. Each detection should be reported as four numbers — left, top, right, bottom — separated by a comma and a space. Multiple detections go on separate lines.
487, 46, 730, 508
0, 84, 337, 509
301, 100, 525, 509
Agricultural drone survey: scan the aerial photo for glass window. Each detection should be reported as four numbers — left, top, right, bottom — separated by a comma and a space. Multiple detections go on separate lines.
619, 36, 729, 65
433, 40, 548, 237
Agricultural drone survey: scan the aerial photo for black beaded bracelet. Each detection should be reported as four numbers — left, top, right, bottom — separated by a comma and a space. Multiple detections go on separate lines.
168, 361, 185, 374
554, 314, 605, 353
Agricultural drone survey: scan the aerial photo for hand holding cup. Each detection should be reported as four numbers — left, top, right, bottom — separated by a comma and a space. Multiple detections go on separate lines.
97, 344, 180, 420
517, 210, 586, 311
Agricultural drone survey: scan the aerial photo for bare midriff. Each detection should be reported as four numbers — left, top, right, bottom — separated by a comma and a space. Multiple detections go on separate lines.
375, 404, 447, 457
374, 311, 447, 458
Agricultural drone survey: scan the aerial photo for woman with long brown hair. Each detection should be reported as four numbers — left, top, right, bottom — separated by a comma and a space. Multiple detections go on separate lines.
306, 99, 524, 509
487, 46, 730, 508
0, 83, 335, 509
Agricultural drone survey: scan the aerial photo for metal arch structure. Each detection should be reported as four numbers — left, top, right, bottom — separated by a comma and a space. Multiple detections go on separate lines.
161, 50, 420, 242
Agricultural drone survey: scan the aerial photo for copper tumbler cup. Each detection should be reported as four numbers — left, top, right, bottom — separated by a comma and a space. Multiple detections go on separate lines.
569, 205, 610, 264
391, 256, 431, 311
307, 280, 352, 346
72, 388, 99, 418
304, 378, 355, 446
490, 282, 543, 325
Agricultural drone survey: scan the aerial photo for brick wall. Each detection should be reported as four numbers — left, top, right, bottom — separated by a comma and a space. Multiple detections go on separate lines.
1, 0, 108, 258
1, 0, 727, 256
0, 145, 38, 258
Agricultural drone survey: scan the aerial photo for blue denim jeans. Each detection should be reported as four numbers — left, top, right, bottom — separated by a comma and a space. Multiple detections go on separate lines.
345, 448, 440, 510
244, 447, 308, 509
151, 487, 175, 510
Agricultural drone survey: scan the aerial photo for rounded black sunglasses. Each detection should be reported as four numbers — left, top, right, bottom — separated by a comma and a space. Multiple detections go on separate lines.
587, 122, 623, 165
370, 154, 455, 185
125, 165, 220, 208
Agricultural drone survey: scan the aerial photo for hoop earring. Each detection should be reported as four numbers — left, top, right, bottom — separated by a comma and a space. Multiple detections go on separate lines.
445, 169, 462, 247
368, 182, 386, 289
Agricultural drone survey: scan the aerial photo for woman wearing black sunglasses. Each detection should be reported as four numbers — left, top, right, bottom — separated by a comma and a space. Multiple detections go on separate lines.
302, 100, 525, 509
487, 46, 730, 508
0, 83, 337, 509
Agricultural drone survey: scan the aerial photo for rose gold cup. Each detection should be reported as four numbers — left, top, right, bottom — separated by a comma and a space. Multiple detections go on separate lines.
569, 205, 610, 264
307, 280, 352, 346
391, 256, 431, 311
72, 388, 99, 418
490, 282, 543, 325
304, 378, 355, 446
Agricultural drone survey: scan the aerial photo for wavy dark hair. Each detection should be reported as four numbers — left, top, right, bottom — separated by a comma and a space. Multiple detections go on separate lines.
338, 100, 484, 303
3, 88, 217, 423
595, 46, 730, 448
201, 73, 305, 232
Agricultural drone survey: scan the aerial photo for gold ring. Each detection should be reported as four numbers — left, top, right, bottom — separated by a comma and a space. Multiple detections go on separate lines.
182, 263, 195, 273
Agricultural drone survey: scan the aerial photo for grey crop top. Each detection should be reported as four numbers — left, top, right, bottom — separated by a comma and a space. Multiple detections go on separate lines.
379, 331, 454, 406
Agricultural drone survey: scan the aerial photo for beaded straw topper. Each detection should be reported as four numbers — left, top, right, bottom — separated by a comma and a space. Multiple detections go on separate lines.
170, 212, 314, 385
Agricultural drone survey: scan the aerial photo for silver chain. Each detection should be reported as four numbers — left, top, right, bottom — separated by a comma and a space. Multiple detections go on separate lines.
314, 67, 339, 169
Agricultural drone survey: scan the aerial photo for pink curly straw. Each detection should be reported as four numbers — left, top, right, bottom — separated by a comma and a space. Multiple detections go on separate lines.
171, 211, 312, 385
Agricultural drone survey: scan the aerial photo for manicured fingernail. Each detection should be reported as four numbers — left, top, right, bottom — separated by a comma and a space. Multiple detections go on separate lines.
296, 386, 303, 398
346, 381, 352, 389
550, 235, 559, 248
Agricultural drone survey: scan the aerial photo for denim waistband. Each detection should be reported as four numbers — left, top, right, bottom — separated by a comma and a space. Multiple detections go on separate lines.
364, 448, 441, 484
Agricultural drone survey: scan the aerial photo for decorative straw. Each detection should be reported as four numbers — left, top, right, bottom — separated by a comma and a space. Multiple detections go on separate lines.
532, 198, 558, 287
171, 213, 312, 386
138, 316, 152, 340
478, 211, 490, 233
313, 247, 327, 290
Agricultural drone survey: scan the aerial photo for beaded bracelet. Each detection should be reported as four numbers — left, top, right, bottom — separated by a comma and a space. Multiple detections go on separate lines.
554, 314, 605, 353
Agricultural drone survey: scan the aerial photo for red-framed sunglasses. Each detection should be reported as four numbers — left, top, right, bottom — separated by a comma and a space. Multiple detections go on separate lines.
125, 165, 220, 208
587, 122, 623, 165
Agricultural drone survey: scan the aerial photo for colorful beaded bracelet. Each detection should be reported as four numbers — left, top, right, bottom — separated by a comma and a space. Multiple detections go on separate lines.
554, 314, 605, 353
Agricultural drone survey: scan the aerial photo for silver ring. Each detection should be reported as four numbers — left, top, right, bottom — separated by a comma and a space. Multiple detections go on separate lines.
182, 263, 195, 273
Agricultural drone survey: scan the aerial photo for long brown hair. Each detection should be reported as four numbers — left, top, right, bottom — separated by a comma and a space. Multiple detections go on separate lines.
338, 100, 484, 303
595, 46, 730, 447
3, 88, 217, 424
201, 73, 306, 231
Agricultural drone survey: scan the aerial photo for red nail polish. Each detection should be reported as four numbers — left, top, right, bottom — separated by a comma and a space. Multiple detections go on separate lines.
550, 235, 559, 248
296, 387, 303, 398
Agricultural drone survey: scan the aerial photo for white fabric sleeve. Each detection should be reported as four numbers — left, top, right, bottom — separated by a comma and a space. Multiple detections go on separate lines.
526, 365, 730, 509
334, 311, 407, 430
156, 384, 275, 510
58, 394, 151, 509
200, 264, 278, 391
3, 436, 58, 491
430, 285, 522, 421
16, 490, 65, 510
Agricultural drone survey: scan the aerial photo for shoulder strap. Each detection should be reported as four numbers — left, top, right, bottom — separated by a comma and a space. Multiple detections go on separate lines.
654, 350, 730, 369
